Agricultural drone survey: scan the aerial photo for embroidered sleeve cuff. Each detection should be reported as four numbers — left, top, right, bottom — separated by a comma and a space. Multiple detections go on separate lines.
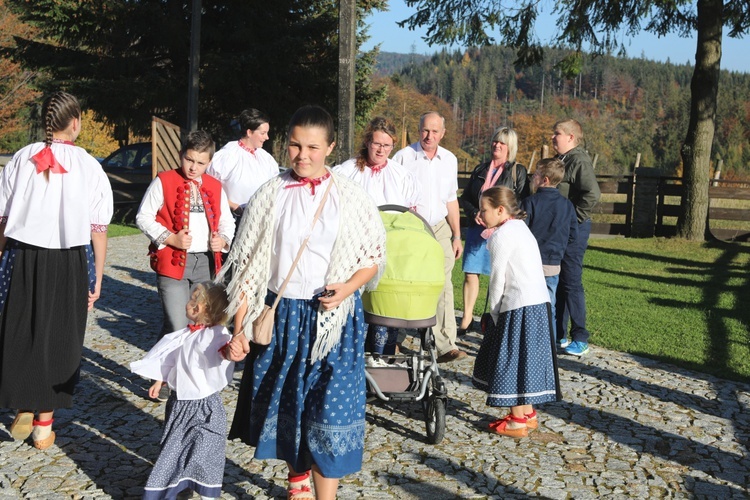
155, 230, 171, 247
220, 233, 231, 251
91, 224, 108, 233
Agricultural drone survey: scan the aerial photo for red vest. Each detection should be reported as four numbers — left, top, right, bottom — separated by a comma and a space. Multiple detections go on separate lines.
148, 169, 223, 280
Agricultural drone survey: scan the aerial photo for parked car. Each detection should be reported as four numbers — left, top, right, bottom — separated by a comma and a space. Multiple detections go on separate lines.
100, 142, 152, 178
100, 142, 153, 208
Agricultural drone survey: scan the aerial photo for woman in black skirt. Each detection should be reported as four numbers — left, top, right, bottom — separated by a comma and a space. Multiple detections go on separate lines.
0, 91, 113, 449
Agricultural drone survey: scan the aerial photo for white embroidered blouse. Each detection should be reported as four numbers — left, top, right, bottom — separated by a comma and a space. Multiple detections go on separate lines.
333, 158, 421, 210
207, 141, 279, 208
0, 142, 113, 248
130, 325, 234, 400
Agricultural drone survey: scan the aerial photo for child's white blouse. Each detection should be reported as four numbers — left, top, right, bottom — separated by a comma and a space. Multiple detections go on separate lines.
0, 142, 113, 248
207, 141, 279, 208
333, 158, 421, 209
268, 172, 339, 299
130, 325, 234, 400
487, 219, 550, 320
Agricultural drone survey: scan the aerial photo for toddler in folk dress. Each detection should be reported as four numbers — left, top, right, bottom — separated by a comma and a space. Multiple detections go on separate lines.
131, 282, 233, 500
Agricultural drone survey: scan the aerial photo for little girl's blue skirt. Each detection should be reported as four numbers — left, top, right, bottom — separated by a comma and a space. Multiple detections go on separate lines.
472, 303, 560, 407
462, 224, 491, 275
229, 291, 367, 478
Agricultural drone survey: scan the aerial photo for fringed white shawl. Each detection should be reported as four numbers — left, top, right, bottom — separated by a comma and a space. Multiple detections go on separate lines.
216, 168, 386, 362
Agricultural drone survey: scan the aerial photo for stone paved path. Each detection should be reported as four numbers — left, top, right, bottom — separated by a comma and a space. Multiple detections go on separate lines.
1, 234, 749, 499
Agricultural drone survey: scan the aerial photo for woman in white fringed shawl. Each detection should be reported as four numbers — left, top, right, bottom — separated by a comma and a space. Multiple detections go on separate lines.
219, 105, 386, 500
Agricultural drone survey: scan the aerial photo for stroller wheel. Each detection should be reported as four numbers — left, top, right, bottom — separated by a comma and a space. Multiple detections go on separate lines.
423, 394, 446, 444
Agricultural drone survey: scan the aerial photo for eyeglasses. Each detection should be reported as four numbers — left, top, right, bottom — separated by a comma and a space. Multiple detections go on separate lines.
369, 142, 394, 151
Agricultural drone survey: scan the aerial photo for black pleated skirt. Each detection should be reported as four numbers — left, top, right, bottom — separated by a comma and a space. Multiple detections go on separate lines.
0, 241, 89, 410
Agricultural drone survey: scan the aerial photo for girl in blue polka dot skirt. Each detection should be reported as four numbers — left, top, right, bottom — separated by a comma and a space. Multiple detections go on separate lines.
130, 282, 234, 500
219, 106, 386, 500
472, 186, 561, 438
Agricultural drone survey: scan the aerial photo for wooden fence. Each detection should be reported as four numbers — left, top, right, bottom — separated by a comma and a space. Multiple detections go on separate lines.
458, 169, 750, 242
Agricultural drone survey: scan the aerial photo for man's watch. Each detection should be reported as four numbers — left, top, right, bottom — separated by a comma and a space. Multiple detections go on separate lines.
450, 236, 461, 242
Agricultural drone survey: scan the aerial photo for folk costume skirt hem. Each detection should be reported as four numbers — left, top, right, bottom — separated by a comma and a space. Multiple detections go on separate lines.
0, 241, 88, 410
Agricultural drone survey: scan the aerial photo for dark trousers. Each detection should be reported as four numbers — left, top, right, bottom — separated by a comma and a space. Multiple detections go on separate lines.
556, 219, 591, 343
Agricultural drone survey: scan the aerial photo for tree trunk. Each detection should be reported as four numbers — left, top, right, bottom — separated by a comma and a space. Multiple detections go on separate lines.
677, 0, 722, 240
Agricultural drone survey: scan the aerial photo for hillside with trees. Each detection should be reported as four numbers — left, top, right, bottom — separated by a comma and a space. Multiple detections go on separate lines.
371, 47, 750, 180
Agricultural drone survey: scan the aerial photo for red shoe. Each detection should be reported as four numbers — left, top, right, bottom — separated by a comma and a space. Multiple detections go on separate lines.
488, 414, 528, 438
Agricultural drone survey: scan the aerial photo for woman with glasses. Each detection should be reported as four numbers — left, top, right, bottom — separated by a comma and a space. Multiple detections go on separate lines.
334, 116, 420, 360
457, 127, 529, 336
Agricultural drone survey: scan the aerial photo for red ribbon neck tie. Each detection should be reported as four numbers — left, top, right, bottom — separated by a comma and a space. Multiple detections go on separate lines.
285, 171, 331, 195
31, 146, 68, 175
368, 161, 387, 175
188, 324, 205, 332
238, 140, 256, 156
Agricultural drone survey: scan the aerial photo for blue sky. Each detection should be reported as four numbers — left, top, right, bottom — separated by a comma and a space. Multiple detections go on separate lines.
361, 1, 749, 74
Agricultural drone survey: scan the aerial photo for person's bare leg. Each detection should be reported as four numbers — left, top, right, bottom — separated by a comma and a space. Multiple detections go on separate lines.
461, 273, 479, 330
311, 465, 339, 500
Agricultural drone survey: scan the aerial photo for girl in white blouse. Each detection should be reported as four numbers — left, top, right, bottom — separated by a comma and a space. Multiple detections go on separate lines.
131, 282, 233, 500
221, 105, 386, 500
0, 91, 113, 450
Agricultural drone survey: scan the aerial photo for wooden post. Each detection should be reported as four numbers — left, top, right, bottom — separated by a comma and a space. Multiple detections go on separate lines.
712, 159, 723, 187
186, 0, 201, 131
592, 153, 599, 170
633, 153, 641, 171
337, 0, 356, 163
528, 150, 537, 173
541, 144, 549, 159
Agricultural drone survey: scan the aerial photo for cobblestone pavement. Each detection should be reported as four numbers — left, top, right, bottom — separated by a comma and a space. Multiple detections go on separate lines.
1, 234, 749, 499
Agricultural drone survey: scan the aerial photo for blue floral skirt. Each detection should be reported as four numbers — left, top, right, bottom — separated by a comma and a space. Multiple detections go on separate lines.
230, 291, 367, 478
472, 303, 560, 407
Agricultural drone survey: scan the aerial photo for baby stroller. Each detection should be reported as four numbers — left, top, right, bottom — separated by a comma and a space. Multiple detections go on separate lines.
362, 205, 448, 444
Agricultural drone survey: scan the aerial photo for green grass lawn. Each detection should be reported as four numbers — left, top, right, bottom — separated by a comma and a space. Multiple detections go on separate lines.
452, 237, 750, 382
108, 222, 142, 238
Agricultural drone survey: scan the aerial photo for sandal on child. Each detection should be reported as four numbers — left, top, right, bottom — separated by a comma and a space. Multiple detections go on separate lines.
288, 470, 314, 500
488, 414, 528, 438
525, 410, 538, 431
33, 431, 56, 450
9, 411, 34, 440
32, 418, 55, 450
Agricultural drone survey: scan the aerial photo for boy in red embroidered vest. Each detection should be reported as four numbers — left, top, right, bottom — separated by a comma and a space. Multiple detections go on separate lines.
136, 130, 235, 355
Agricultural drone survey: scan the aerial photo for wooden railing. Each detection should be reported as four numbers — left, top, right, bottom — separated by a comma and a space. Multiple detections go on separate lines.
458, 171, 750, 242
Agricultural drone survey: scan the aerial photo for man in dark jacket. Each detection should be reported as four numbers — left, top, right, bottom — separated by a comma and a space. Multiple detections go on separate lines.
551, 119, 601, 356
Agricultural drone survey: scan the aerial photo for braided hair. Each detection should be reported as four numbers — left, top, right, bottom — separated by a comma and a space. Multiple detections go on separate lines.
41, 91, 81, 146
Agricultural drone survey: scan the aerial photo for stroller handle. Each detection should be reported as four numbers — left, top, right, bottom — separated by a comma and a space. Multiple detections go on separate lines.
377, 204, 436, 238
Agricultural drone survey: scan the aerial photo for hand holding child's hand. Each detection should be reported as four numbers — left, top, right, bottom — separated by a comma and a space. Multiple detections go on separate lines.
148, 380, 164, 399
225, 333, 250, 361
